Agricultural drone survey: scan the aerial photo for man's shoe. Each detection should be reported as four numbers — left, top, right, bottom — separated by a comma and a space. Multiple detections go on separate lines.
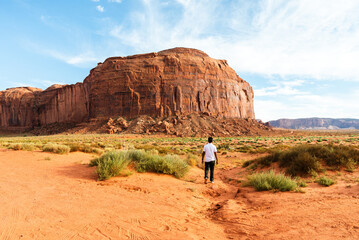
211, 181, 214, 183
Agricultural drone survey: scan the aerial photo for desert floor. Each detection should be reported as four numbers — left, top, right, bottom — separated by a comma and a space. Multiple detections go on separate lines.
1, 149, 359, 240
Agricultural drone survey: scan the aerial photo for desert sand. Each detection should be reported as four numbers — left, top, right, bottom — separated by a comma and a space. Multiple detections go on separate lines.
1, 149, 359, 239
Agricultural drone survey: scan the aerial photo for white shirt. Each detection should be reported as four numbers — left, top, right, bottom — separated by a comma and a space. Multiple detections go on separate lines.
203, 143, 217, 162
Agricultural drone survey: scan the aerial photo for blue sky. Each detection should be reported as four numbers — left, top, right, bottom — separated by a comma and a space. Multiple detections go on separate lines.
1, 0, 359, 121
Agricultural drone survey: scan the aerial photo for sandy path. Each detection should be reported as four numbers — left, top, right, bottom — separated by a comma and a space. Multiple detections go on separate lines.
1, 149, 359, 239
212, 153, 359, 239
0, 149, 224, 240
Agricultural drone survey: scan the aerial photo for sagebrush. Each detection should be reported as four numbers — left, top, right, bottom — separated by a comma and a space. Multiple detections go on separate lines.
247, 170, 298, 191
91, 149, 189, 180
250, 144, 359, 176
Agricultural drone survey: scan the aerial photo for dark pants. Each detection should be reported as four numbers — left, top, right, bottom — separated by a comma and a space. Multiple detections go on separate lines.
204, 161, 215, 182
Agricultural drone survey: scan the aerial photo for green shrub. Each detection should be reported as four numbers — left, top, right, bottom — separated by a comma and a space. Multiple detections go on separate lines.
218, 143, 230, 150
92, 148, 104, 155
316, 176, 335, 186
90, 150, 189, 180
68, 143, 83, 152
247, 171, 298, 191
95, 151, 130, 180
136, 154, 189, 178
242, 160, 255, 168
296, 179, 308, 187
283, 151, 321, 176
8, 143, 35, 151
254, 144, 359, 176
186, 153, 198, 167
21, 143, 35, 151
127, 149, 147, 162
42, 143, 70, 154
8, 143, 22, 150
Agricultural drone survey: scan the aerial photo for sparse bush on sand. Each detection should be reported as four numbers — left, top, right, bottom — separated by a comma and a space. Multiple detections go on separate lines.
8, 143, 35, 151
251, 144, 359, 176
42, 143, 70, 154
136, 154, 189, 178
186, 153, 199, 167
68, 143, 104, 155
247, 170, 298, 192
316, 176, 335, 186
90, 149, 189, 180
94, 151, 130, 180
8, 143, 22, 151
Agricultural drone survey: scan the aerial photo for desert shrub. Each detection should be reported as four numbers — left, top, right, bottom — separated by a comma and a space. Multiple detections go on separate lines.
127, 149, 147, 162
90, 150, 189, 180
68, 143, 83, 152
186, 153, 198, 167
254, 144, 359, 176
242, 160, 255, 168
316, 176, 335, 186
283, 151, 322, 176
247, 171, 297, 192
257, 151, 282, 167
20, 143, 35, 151
218, 143, 230, 151
236, 145, 252, 153
42, 143, 70, 154
136, 154, 189, 178
92, 148, 105, 155
95, 151, 130, 180
8, 143, 36, 151
68, 143, 103, 154
296, 179, 308, 187
8, 143, 22, 151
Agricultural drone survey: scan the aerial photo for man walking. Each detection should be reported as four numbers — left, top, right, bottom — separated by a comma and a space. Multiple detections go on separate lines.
202, 137, 219, 184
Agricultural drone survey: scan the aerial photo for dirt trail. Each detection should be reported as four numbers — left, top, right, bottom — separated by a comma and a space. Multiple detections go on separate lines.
1, 149, 359, 239
209, 153, 359, 239
0, 149, 224, 240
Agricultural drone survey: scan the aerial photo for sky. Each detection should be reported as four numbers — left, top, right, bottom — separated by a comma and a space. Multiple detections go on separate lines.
1, 0, 359, 122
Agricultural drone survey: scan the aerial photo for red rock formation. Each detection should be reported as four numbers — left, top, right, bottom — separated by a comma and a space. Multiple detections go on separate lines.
85, 47, 254, 119
0, 87, 41, 130
0, 47, 255, 132
34, 83, 89, 126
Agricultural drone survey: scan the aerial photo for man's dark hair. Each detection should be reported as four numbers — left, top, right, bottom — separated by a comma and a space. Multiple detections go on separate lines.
208, 137, 213, 143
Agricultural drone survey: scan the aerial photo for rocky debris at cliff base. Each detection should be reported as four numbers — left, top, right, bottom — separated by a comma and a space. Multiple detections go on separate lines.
26, 113, 271, 136
73, 113, 271, 137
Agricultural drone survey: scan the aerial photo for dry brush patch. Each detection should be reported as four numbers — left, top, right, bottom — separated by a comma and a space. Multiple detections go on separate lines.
90, 149, 190, 180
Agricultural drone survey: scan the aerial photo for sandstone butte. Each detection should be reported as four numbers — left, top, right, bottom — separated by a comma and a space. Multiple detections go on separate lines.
0, 47, 257, 133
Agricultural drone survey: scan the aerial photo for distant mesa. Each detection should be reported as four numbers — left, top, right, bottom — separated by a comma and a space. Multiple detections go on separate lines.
269, 118, 359, 130
0, 47, 270, 135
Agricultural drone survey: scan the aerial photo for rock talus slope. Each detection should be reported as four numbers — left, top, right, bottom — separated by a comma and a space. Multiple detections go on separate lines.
0, 47, 262, 135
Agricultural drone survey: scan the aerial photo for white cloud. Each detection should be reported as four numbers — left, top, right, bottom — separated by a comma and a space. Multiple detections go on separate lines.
31, 79, 66, 88
108, 0, 359, 82
43, 49, 98, 67
108, 0, 122, 3
92, 0, 100, 2
96, 5, 104, 12
255, 80, 307, 97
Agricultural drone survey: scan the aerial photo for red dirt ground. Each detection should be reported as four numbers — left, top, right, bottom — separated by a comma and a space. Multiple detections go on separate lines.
1, 149, 359, 239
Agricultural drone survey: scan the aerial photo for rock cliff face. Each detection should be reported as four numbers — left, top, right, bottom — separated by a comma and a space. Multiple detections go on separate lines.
0, 47, 255, 132
0, 87, 41, 130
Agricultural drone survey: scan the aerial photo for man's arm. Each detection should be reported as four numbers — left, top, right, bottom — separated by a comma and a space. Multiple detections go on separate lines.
202, 151, 205, 164
214, 152, 219, 165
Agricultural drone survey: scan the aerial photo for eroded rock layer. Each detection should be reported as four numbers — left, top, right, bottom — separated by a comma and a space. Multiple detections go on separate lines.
0, 48, 255, 132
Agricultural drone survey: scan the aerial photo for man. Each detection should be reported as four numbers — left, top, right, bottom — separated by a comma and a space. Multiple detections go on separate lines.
202, 137, 219, 184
